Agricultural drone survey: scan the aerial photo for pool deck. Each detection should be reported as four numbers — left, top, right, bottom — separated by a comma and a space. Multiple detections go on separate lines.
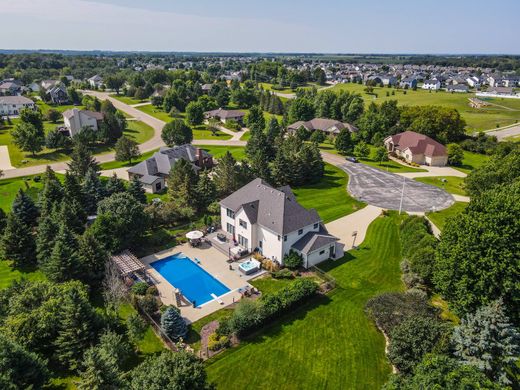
140, 242, 266, 323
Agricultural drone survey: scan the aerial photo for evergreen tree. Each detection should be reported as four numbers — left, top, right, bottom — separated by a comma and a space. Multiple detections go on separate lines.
161, 306, 188, 340
82, 168, 106, 214
245, 105, 265, 132
195, 171, 217, 211
335, 128, 353, 154
38, 166, 63, 216
105, 173, 126, 196
452, 300, 520, 386
42, 221, 80, 282
0, 208, 6, 235
127, 175, 147, 204
0, 213, 36, 268
77, 230, 108, 286
63, 171, 85, 208
68, 141, 99, 177
60, 198, 86, 235
167, 159, 198, 210
115, 135, 141, 164
36, 213, 58, 266
213, 151, 240, 197
12, 189, 39, 226
265, 116, 282, 143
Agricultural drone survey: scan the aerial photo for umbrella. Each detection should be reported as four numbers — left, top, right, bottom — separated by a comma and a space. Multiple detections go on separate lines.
186, 230, 204, 240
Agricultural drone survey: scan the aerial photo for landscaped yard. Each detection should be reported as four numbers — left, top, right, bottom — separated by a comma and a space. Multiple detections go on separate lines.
454, 151, 490, 174
426, 201, 467, 231
415, 176, 467, 196
292, 163, 365, 223
206, 213, 403, 389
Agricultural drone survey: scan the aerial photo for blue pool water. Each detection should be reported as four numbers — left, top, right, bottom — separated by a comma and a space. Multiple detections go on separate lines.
151, 253, 230, 307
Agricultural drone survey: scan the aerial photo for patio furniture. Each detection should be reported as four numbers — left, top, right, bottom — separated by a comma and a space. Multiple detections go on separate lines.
216, 233, 227, 242
186, 230, 204, 240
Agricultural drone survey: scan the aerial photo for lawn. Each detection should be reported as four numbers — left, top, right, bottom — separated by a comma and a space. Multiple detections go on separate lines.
328, 83, 520, 132
206, 213, 403, 389
99, 148, 159, 170
0, 175, 44, 212
135, 103, 173, 122
110, 94, 150, 105
124, 120, 155, 144
0, 260, 46, 289
415, 176, 467, 196
454, 151, 490, 174
292, 163, 365, 223
426, 201, 467, 231
198, 145, 246, 161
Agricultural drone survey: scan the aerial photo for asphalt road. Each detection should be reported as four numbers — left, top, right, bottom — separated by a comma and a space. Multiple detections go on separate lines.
341, 162, 454, 212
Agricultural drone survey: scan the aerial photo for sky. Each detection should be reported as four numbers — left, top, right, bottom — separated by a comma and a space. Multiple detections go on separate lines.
1, 0, 519, 54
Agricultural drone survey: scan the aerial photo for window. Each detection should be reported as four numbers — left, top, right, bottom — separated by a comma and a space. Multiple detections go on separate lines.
239, 219, 247, 229
238, 235, 248, 248
259, 240, 263, 248
298, 229, 303, 235
313, 223, 319, 229
283, 235, 287, 242
226, 223, 235, 235
319, 250, 325, 255
278, 235, 281, 241
226, 208, 235, 218
155, 182, 162, 191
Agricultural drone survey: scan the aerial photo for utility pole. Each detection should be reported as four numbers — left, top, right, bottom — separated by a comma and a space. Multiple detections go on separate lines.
398, 176, 406, 215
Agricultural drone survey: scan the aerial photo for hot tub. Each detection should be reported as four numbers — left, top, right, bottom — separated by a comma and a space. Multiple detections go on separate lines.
238, 259, 261, 275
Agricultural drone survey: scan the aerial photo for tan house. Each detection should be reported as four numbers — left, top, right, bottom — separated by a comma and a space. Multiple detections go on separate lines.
63, 108, 104, 137
204, 108, 246, 124
384, 131, 448, 166
287, 118, 358, 135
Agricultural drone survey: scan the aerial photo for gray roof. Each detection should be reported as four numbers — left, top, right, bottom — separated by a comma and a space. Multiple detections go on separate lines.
292, 226, 339, 254
63, 109, 104, 121
140, 174, 162, 185
220, 178, 321, 235
128, 144, 210, 177
0, 96, 35, 105
204, 108, 245, 120
287, 118, 358, 134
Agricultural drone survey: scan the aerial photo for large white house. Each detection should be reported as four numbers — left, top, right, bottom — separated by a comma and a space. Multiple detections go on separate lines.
422, 80, 441, 90
63, 108, 104, 137
220, 178, 342, 268
0, 96, 36, 116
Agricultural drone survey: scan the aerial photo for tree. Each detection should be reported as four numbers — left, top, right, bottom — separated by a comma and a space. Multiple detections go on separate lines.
46, 108, 61, 123
0, 208, 6, 235
309, 130, 325, 144
128, 175, 147, 204
283, 250, 303, 270
82, 168, 105, 214
335, 128, 353, 154
42, 220, 80, 282
162, 119, 193, 146
104, 74, 125, 94
434, 180, 520, 318
38, 166, 63, 215
46, 128, 72, 149
288, 97, 315, 123
185, 101, 204, 125
245, 105, 265, 132
353, 141, 370, 158
12, 189, 38, 226
161, 306, 188, 340
105, 173, 126, 196
115, 135, 141, 164
77, 230, 109, 286
0, 213, 36, 268
36, 213, 58, 267
19, 107, 44, 132
0, 333, 49, 390
372, 146, 389, 165
447, 143, 464, 166
213, 151, 241, 197
167, 159, 198, 212
387, 315, 450, 374
68, 141, 99, 177
128, 350, 212, 390
11, 122, 45, 156
452, 300, 520, 386
195, 171, 217, 211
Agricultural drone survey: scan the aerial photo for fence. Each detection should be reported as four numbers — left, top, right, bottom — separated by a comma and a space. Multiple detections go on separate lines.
310, 265, 337, 290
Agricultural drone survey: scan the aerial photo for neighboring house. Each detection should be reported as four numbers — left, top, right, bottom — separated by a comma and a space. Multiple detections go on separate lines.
63, 108, 104, 137
487, 86, 514, 95
88, 74, 104, 89
41, 79, 60, 90
0, 82, 22, 96
399, 77, 417, 89
201, 84, 213, 94
47, 84, 69, 105
466, 76, 480, 88
287, 118, 358, 135
127, 145, 213, 193
422, 80, 441, 90
384, 131, 448, 166
0, 96, 36, 116
446, 85, 469, 93
204, 108, 246, 124
28, 82, 41, 92
220, 178, 342, 268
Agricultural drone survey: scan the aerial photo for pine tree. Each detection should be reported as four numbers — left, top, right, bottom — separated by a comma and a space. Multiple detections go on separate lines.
78, 230, 108, 286
335, 128, 353, 154
452, 299, 520, 386
39, 166, 63, 216
266, 117, 282, 143
105, 173, 126, 196
82, 168, 105, 214
11, 189, 39, 226
127, 175, 147, 204
213, 151, 240, 197
68, 141, 99, 177
63, 171, 85, 208
160, 306, 187, 340
167, 159, 198, 210
42, 221, 80, 282
36, 213, 58, 266
0, 213, 36, 268
195, 171, 216, 211
60, 199, 86, 235
78, 347, 123, 390
0, 208, 6, 235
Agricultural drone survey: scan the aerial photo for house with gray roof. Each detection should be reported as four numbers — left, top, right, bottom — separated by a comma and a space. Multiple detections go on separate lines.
287, 118, 358, 135
127, 145, 213, 193
220, 178, 342, 268
0, 96, 36, 116
204, 108, 246, 124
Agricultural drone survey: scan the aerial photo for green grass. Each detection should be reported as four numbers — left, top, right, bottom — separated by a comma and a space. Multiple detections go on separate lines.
0, 260, 46, 289
186, 308, 233, 353
110, 94, 150, 105
328, 83, 520, 132
454, 151, 490, 174
431, 294, 459, 324
426, 201, 467, 231
0, 175, 44, 212
249, 275, 299, 295
239, 130, 250, 141
99, 148, 159, 170
292, 163, 365, 223
125, 120, 155, 144
415, 176, 467, 196
135, 103, 173, 122
206, 213, 403, 389
198, 145, 246, 160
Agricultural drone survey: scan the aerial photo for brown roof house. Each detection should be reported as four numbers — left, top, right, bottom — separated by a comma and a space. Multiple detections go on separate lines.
127, 145, 213, 193
384, 131, 448, 166
287, 118, 358, 135
204, 108, 246, 124
63, 109, 104, 137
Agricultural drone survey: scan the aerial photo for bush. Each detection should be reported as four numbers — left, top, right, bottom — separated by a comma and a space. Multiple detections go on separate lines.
132, 282, 149, 296
126, 313, 148, 343
146, 285, 159, 296
138, 294, 159, 314
283, 250, 303, 270
207, 332, 230, 351
271, 269, 294, 279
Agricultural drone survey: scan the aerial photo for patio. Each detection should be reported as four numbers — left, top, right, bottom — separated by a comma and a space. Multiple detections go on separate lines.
140, 241, 265, 323
205, 230, 250, 260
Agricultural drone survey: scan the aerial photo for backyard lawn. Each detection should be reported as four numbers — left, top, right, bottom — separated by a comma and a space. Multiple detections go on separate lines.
206, 213, 403, 389
426, 201, 467, 231
0, 175, 44, 212
0, 260, 46, 290
454, 151, 490, 174
415, 176, 467, 196
292, 163, 365, 223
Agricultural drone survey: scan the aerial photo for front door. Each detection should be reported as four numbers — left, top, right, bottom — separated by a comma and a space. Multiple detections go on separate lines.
329, 245, 335, 258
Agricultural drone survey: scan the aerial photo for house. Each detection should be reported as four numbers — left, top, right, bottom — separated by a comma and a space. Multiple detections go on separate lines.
204, 108, 246, 124
446, 85, 469, 93
47, 84, 69, 105
487, 86, 514, 95
384, 131, 448, 166
399, 77, 417, 89
127, 145, 213, 193
201, 84, 213, 94
0, 81, 22, 96
63, 108, 104, 137
28, 82, 41, 92
0, 96, 36, 116
422, 80, 441, 90
220, 178, 342, 268
41, 79, 60, 90
88, 75, 104, 89
287, 118, 358, 135
466, 76, 480, 88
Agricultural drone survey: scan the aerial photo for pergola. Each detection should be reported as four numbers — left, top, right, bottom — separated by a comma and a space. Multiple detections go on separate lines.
111, 250, 146, 276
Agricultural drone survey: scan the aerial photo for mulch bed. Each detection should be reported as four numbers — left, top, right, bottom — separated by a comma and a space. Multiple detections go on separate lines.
199, 320, 239, 360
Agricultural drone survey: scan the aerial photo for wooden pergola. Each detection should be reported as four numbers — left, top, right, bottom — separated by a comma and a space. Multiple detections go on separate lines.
111, 250, 146, 276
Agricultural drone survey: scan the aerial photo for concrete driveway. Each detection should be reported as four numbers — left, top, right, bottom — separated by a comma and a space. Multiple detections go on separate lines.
341, 162, 454, 212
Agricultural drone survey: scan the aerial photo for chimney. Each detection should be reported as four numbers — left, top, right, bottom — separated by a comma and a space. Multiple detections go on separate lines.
196, 148, 204, 167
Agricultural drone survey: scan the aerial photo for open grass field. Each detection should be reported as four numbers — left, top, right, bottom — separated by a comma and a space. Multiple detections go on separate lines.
292, 163, 365, 223
110, 94, 150, 105
454, 151, 490, 174
415, 176, 467, 196
206, 213, 403, 389
198, 145, 246, 160
426, 201, 467, 231
328, 83, 520, 132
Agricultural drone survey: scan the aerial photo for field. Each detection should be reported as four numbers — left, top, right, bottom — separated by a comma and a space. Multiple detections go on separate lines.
206, 213, 403, 389
328, 83, 520, 132
426, 201, 468, 231
415, 176, 467, 196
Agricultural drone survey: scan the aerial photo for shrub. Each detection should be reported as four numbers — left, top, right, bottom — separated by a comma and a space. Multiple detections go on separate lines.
161, 306, 188, 341
271, 269, 294, 279
207, 332, 230, 351
283, 250, 303, 270
126, 313, 148, 343
138, 294, 159, 314
132, 282, 149, 296
146, 285, 159, 296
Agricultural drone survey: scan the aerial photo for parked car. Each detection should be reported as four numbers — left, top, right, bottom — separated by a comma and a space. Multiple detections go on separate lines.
346, 156, 358, 163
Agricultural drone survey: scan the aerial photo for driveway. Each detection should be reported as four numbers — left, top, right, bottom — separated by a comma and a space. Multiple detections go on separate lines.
486, 124, 520, 140
341, 162, 454, 212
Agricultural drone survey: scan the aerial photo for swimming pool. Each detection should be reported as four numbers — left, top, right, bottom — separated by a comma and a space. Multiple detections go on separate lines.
151, 253, 230, 307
